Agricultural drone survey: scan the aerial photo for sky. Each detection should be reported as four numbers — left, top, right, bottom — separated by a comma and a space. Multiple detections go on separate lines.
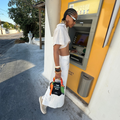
0, 0, 15, 25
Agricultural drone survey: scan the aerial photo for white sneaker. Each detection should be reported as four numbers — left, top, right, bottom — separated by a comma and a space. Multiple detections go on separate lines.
39, 96, 47, 114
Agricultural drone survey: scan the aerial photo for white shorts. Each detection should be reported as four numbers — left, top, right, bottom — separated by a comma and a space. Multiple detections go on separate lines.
42, 55, 70, 108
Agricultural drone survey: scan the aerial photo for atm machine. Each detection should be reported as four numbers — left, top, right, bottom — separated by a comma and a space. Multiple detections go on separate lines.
66, 0, 116, 104
69, 15, 98, 70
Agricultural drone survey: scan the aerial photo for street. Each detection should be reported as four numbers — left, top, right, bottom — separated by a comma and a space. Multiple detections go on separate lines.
0, 32, 23, 56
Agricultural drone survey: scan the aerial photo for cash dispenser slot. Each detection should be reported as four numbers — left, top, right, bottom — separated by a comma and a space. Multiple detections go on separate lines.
76, 19, 92, 27
70, 54, 83, 64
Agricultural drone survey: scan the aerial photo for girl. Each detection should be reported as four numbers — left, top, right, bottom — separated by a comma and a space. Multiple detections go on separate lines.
39, 8, 78, 114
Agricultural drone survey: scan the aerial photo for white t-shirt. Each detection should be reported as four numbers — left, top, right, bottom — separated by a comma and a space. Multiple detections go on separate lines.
53, 23, 71, 49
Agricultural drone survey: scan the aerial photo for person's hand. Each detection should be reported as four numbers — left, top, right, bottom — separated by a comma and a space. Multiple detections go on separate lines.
71, 49, 77, 53
55, 72, 61, 80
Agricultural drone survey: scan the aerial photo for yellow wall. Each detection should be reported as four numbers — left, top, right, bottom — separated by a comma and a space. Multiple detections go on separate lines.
60, 0, 75, 22
60, 0, 116, 103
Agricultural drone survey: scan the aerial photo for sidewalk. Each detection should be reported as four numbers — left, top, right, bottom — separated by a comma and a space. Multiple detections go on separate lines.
0, 43, 91, 120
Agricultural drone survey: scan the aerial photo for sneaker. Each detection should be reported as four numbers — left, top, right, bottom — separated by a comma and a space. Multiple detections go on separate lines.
39, 96, 47, 114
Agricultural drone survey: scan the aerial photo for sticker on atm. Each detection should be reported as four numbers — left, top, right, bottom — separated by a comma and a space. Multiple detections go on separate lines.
69, 4, 74, 8
69, 70, 74, 76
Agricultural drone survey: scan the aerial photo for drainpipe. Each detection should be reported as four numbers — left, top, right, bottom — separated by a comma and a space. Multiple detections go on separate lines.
46, 0, 61, 36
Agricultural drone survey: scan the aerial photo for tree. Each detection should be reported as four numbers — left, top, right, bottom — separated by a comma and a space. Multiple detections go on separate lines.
8, 0, 45, 41
9, 23, 14, 29
3, 22, 10, 30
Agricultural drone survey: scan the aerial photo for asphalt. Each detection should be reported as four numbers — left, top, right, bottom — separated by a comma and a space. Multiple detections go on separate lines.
0, 42, 91, 120
0, 32, 23, 56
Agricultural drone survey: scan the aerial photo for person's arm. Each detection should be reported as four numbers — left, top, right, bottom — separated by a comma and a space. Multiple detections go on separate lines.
53, 44, 61, 79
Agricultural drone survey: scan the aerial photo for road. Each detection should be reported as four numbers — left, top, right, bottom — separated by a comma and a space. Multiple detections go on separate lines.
0, 32, 23, 56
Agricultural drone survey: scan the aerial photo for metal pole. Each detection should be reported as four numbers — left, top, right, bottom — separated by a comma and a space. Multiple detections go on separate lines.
39, 8, 42, 49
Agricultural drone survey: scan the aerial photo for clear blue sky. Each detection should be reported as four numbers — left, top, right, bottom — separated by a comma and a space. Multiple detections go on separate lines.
0, 0, 15, 25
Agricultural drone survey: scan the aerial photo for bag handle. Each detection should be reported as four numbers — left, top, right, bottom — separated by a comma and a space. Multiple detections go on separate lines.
53, 77, 63, 85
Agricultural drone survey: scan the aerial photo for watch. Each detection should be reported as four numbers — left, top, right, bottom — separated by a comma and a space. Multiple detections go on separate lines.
55, 67, 61, 72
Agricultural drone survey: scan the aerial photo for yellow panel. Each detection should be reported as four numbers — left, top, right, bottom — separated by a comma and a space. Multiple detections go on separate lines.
60, 0, 116, 104
60, 0, 74, 22
67, 64, 82, 90
69, 0, 101, 15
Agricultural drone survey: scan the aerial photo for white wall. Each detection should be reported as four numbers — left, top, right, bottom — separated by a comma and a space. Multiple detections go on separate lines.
42, 7, 54, 81
9, 29, 18, 34
89, 19, 120, 120
0, 29, 18, 35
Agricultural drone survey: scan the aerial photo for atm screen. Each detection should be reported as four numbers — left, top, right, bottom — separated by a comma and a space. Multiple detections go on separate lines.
73, 33, 89, 47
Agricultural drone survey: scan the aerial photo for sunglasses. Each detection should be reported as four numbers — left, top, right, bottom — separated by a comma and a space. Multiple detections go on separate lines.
69, 15, 76, 22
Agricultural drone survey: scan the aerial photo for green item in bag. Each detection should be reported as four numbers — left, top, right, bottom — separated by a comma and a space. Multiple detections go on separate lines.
61, 85, 64, 94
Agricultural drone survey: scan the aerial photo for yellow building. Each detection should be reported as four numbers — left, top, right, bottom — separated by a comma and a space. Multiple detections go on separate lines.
43, 0, 120, 120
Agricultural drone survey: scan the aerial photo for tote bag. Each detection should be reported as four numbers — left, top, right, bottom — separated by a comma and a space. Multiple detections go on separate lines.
50, 77, 64, 96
